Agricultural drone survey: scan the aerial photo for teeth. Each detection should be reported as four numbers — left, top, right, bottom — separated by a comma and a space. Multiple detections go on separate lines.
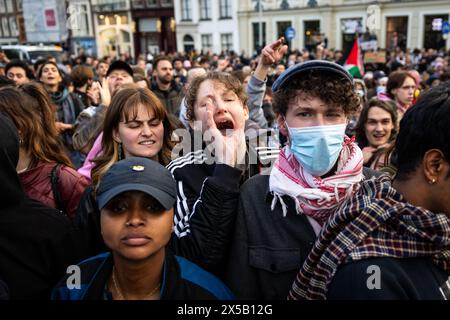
139, 141, 155, 145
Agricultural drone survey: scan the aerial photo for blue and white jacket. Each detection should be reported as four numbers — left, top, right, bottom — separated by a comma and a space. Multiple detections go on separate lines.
52, 250, 234, 300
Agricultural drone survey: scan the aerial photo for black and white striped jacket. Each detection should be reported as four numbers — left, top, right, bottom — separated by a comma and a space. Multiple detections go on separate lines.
167, 134, 280, 277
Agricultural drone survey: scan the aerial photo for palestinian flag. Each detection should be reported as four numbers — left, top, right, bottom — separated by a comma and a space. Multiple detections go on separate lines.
344, 38, 364, 78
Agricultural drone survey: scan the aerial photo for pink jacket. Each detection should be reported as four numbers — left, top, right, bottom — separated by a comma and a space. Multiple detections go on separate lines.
77, 132, 103, 182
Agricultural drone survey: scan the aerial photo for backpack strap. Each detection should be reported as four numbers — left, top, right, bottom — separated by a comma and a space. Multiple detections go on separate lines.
50, 164, 66, 216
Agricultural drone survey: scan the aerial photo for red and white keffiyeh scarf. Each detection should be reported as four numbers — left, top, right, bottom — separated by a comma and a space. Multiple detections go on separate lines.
269, 136, 364, 226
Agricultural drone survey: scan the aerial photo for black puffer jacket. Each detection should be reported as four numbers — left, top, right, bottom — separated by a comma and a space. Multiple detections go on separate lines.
0, 113, 88, 299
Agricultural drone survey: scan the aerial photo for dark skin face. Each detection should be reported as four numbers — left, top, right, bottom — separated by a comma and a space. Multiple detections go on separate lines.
393, 149, 450, 217
101, 191, 173, 262
100, 191, 174, 300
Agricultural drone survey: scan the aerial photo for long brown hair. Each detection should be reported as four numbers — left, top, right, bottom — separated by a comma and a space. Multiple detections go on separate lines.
0, 85, 72, 167
92, 84, 175, 191
355, 97, 398, 148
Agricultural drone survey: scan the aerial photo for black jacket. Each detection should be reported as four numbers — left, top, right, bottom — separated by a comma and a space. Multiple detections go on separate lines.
151, 79, 182, 116
327, 257, 450, 300
226, 168, 381, 299
0, 113, 87, 300
167, 133, 277, 278
52, 250, 234, 300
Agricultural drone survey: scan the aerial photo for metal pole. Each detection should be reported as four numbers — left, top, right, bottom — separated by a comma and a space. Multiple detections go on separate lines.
258, 0, 262, 49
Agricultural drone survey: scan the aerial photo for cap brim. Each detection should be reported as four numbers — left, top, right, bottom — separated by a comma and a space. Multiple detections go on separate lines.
97, 184, 175, 211
272, 61, 353, 93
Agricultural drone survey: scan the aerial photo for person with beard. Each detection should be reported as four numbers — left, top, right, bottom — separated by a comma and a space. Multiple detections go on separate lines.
150, 56, 182, 116
0, 112, 87, 299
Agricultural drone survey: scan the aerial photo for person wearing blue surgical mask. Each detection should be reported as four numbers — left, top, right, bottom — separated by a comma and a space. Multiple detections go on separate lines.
226, 60, 381, 300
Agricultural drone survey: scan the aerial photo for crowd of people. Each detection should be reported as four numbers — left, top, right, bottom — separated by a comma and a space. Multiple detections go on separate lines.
0, 38, 449, 301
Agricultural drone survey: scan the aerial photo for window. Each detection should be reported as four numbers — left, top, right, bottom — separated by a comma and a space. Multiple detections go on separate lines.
183, 34, 195, 52
424, 14, 448, 50
131, 0, 145, 8
201, 34, 213, 51
17, 0, 23, 12
146, 0, 157, 5
0, 0, 5, 13
221, 33, 233, 52
160, 0, 172, 5
9, 16, 17, 36
5, 0, 12, 12
2, 17, 9, 37
252, 22, 266, 51
199, 0, 211, 20
70, 4, 90, 37
219, 0, 231, 19
181, 0, 192, 21
304, 20, 320, 52
386, 16, 408, 51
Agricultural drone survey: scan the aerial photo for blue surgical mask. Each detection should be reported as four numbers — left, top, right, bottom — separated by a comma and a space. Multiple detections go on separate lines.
376, 86, 386, 94
286, 123, 347, 177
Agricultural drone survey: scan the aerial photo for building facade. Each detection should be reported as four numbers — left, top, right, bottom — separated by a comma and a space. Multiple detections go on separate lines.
238, 0, 450, 55
174, 0, 240, 54
130, 0, 177, 57
91, 0, 135, 58
68, 0, 97, 56
0, 0, 25, 44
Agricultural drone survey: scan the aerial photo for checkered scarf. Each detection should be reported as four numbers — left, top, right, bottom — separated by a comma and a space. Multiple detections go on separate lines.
269, 136, 364, 225
289, 175, 450, 300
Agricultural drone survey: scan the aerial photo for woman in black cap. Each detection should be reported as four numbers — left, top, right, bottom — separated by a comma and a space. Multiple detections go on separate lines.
53, 157, 234, 300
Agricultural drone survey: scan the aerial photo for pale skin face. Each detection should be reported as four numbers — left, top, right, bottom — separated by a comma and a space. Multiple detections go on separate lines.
392, 76, 416, 106
279, 94, 347, 132
113, 104, 164, 161
97, 62, 109, 78
101, 191, 173, 262
39, 63, 62, 91
107, 69, 133, 94
155, 60, 173, 84
191, 79, 249, 134
364, 107, 395, 148
7, 67, 30, 85
191, 79, 249, 167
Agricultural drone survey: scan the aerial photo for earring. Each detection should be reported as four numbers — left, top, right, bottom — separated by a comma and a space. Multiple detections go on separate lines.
118, 143, 123, 161
429, 178, 436, 185
19, 137, 23, 145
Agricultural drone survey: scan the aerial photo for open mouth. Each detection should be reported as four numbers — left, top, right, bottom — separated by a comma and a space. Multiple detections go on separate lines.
215, 119, 234, 132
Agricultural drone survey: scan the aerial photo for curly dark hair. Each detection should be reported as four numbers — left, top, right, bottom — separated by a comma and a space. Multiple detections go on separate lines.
272, 70, 360, 116
185, 71, 248, 122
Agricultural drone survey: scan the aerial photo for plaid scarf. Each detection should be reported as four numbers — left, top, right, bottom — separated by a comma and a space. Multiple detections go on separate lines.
289, 175, 450, 300
269, 136, 364, 226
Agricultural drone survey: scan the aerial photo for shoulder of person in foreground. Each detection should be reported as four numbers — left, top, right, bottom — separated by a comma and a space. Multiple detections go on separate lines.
173, 253, 235, 300
52, 252, 110, 300
327, 257, 449, 300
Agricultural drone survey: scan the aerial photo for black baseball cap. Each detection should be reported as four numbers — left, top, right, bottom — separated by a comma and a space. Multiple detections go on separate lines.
96, 157, 177, 210
272, 60, 353, 93
106, 60, 133, 78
